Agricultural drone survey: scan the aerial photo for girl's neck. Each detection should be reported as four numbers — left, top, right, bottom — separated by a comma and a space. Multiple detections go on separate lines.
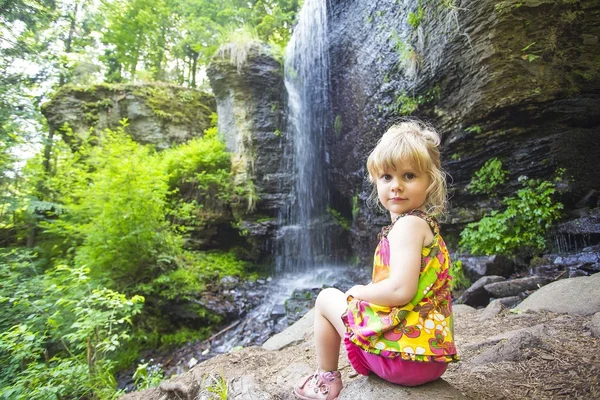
389, 206, 427, 222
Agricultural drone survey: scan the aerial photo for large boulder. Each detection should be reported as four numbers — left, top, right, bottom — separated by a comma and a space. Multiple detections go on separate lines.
517, 272, 600, 315
484, 275, 550, 298
457, 275, 506, 307
339, 375, 465, 399
458, 255, 516, 280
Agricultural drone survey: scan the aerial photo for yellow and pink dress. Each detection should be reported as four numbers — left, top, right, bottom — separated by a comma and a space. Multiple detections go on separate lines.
342, 210, 459, 386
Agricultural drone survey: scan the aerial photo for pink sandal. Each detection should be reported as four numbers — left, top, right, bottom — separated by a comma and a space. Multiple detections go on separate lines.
293, 370, 342, 400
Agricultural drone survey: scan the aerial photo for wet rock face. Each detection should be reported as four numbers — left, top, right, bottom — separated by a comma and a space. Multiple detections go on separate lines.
207, 42, 287, 217
42, 84, 215, 150
327, 0, 600, 260
207, 42, 287, 265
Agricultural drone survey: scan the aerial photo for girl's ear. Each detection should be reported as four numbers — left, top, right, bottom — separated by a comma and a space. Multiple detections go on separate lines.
426, 173, 434, 193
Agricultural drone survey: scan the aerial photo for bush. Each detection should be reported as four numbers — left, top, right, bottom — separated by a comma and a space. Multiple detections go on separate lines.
0, 250, 143, 399
468, 157, 508, 196
2, 122, 255, 396
460, 176, 563, 256
449, 260, 470, 291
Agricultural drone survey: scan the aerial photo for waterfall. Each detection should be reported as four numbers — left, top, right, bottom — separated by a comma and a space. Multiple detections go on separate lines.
275, 0, 332, 273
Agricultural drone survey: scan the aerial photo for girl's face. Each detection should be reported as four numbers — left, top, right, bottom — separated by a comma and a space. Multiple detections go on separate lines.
376, 160, 431, 220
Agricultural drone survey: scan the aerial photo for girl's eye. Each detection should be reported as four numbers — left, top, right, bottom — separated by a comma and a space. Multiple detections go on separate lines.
381, 174, 392, 181
404, 173, 416, 180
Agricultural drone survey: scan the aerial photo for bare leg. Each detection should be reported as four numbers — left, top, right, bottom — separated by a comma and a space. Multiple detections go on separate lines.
314, 287, 348, 372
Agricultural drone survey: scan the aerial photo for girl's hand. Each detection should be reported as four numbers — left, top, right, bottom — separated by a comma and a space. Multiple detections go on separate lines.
345, 284, 366, 299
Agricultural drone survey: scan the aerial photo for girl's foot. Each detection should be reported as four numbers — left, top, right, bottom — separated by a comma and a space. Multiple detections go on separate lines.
293, 370, 342, 400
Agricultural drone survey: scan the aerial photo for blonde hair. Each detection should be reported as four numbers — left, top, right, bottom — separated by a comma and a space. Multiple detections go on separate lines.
366, 119, 447, 216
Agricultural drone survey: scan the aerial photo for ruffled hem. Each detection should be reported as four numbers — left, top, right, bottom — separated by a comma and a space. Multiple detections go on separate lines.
347, 334, 460, 363
343, 334, 371, 376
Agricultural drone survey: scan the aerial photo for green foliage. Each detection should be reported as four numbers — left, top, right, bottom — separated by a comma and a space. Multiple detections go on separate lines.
203, 373, 228, 400
133, 86, 215, 125
468, 158, 509, 196
0, 251, 143, 399
390, 30, 420, 78
163, 136, 231, 193
334, 115, 343, 137
102, 0, 299, 84
460, 176, 564, 256
1, 118, 257, 395
352, 195, 360, 219
448, 260, 470, 291
141, 250, 246, 302
521, 42, 541, 63
465, 125, 482, 134
440, 0, 462, 10
133, 361, 164, 390
408, 6, 424, 29
327, 207, 351, 231
394, 92, 420, 116
494, 1, 523, 15
52, 125, 179, 286
391, 86, 439, 117
216, 26, 262, 73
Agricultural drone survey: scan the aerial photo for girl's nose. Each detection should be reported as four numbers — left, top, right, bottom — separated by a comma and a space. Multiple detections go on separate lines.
392, 179, 403, 191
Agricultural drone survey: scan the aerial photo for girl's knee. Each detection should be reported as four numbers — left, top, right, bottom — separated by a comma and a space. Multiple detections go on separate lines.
316, 287, 345, 311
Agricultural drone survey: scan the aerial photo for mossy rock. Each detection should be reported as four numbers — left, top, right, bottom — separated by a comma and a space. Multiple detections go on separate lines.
42, 83, 217, 150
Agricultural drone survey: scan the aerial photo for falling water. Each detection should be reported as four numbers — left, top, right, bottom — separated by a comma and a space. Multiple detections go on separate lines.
275, 0, 332, 273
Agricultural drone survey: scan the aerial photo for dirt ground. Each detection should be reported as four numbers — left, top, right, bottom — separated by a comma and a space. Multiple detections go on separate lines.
122, 307, 600, 399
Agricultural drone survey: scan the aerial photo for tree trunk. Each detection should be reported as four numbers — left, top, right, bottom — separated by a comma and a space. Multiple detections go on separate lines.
59, 1, 80, 86
191, 52, 198, 88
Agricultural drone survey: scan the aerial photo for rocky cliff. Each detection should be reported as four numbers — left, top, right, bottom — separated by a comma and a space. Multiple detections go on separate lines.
326, 0, 600, 261
42, 84, 215, 150
207, 41, 288, 265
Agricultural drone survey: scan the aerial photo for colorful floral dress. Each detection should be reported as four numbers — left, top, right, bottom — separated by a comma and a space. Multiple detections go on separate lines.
344, 210, 459, 363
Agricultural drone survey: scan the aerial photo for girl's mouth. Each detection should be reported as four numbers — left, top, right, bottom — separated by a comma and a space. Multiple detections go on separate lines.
391, 197, 407, 201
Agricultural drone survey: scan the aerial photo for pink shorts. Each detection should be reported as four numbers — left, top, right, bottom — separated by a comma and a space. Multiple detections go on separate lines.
344, 334, 447, 386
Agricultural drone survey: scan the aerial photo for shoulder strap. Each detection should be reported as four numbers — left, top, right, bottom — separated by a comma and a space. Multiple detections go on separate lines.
378, 216, 400, 240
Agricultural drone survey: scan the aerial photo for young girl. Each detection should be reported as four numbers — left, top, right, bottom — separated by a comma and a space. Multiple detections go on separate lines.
294, 120, 459, 400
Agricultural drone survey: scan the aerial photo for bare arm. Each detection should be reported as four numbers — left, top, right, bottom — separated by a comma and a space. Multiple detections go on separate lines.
346, 216, 431, 307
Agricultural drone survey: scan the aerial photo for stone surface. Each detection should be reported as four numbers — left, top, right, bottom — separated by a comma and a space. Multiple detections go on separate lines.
496, 296, 521, 308
120, 286, 600, 400
478, 296, 521, 320
339, 375, 465, 400
478, 299, 504, 320
159, 380, 198, 400
457, 275, 505, 307
458, 255, 516, 280
517, 272, 600, 315
227, 375, 271, 400
485, 323, 557, 343
262, 308, 315, 351
484, 275, 551, 298
452, 304, 476, 316
471, 331, 549, 365
589, 312, 600, 338
284, 288, 320, 324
